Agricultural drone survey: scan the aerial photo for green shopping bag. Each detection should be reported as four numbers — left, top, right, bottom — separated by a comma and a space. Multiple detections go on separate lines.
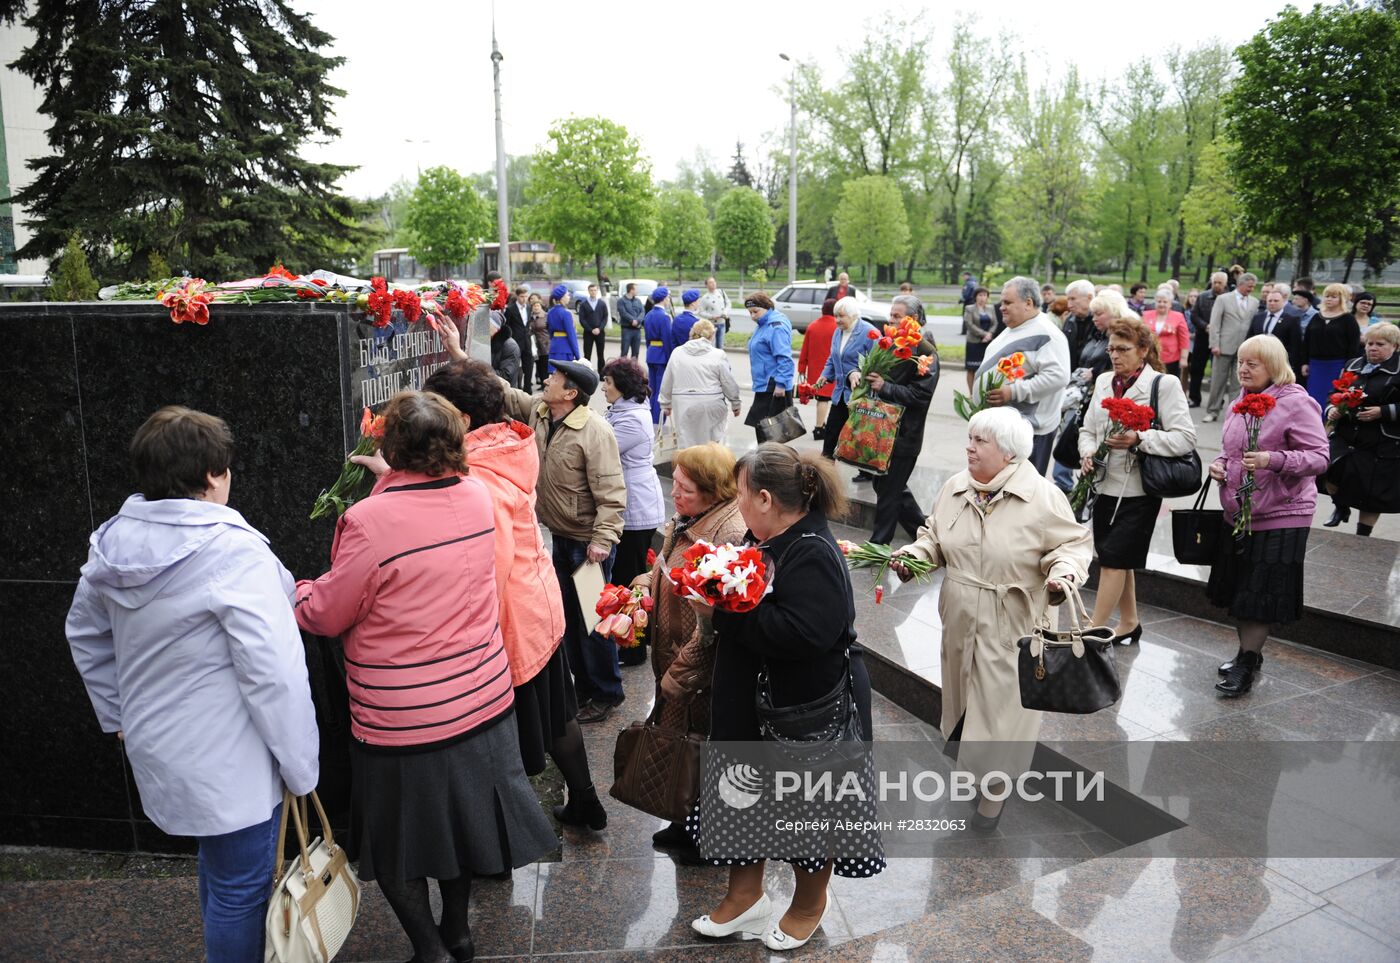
835, 397, 904, 475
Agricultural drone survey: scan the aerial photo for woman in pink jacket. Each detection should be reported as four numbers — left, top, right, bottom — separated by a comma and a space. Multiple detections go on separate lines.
422, 360, 607, 832
1207, 336, 1329, 698
296, 390, 555, 963
1142, 286, 1192, 377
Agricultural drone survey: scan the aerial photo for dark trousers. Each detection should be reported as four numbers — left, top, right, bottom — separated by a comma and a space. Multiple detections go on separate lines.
551, 534, 622, 705
620, 326, 641, 359
582, 329, 606, 376
1189, 334, 1209, 403
1030, 431, 1055, 476
821, 400, 850, 460
871, 453, 925, 545
1165, 360, 1181, 377
534, 355, 550, 388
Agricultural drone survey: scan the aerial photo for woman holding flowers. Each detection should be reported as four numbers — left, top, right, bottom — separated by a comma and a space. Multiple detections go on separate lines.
1324, 322, 1400, 537
627, 443, 746, 856
1078, 316, 1197, 644
891, 407, 1091, 831
1207, 335, 1329, 696
814, 296, 878, 459
689, 444, 881, 951
864, 332, 939, 546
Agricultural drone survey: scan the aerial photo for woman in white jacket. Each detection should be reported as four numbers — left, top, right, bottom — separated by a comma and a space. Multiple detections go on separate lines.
659, 319, 741, 448
1079, 316, 1197, 643
66, 406, 319, 963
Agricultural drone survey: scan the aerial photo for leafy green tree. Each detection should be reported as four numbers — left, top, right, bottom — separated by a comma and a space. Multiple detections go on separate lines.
529, 117, 656, 282
1227, 4, 1400, 272
145, 252, 171, 282
713, 188, 775, 292
1167, 42, 1234, 275
49, 233, 99, 300
832, 176, 911, 288
4, 0, 365, 279
652, 189, 713, 275
403, 167, 492, 279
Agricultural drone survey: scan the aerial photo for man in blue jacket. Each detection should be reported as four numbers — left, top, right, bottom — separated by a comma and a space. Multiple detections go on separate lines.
644, 286, 674, 424
671, 289, 701, 345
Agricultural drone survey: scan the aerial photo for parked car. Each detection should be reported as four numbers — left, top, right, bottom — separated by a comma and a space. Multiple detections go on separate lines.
558, 278, 594, 311
608, 278, 659, 319
772, 281, 891, 332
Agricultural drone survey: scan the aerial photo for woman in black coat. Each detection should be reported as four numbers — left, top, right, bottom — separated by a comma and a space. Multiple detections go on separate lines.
688, 444, 882, 952
864, 344, 938, 545
1325, 322, 1400, 536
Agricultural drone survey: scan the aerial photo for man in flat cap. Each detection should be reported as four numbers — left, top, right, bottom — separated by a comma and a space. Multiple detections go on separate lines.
644, 287, 674, 425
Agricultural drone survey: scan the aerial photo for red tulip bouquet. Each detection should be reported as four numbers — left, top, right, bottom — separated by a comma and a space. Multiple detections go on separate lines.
1230, 392, 1277, 537
1068, 397, 1156, 514
667, 540, 771, 612
310, 407, 386, 520
851, 317, 925, 402
595, 584, 653, 648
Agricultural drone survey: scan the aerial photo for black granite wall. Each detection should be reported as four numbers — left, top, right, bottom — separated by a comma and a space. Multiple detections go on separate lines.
1, 301, 364, 853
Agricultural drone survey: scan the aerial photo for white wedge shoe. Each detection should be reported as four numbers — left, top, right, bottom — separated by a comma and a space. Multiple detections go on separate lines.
761, 889, 831, 952
691, 893, 773, 941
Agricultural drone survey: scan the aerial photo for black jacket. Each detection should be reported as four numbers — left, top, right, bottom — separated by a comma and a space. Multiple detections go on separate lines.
577, 298, 609, 334
1248, 310, 1305, 376
504, 300, 532, 363
490, 331, 522, 387
874, 351, 938, 459
1191, 289, 1217, 336
710, 511, 860, 742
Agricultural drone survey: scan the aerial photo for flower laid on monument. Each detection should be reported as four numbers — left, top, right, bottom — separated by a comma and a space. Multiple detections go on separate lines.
666, 540, 770, 613
161, 278, 214, 325
490, 278, 510, 311
309, 406, 387, 520
594, 584, 653, 647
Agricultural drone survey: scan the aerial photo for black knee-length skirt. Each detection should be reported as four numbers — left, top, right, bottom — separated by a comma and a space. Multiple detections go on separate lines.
1206, 525, 1308, 624
1092, 494, 1161, 570
512, 642, 578, 777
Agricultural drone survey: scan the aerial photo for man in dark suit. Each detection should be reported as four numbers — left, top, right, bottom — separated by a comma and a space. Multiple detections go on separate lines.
1188, 271, 1226, 406
577, 282, 610, 377
503, 283, 533, 379
825, 271, 855, 303
1248, 287, 1304, 375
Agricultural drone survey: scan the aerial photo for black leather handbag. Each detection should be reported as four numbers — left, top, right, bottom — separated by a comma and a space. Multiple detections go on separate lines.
1052, 406, 1083, 469
757, 405, 807, 444
1017, 583, 1121, 714
1139, 375, 1202, 498
1171, 478, 1225, 565
755, 652, 861, 746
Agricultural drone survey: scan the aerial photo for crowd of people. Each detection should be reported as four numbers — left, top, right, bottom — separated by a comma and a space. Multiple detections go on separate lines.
63, 263, 1396, 961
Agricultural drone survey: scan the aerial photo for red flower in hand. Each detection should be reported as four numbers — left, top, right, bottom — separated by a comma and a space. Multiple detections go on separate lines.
645, 548, 657, 568
878, 336, 894, 350
1232, 393, 1277, 419
866, 329, 879, 340
1333, 371, 1358, 390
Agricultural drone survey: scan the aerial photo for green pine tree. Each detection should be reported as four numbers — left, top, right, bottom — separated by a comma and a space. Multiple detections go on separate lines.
4, 0, 366, 279
49, 233, 99, 301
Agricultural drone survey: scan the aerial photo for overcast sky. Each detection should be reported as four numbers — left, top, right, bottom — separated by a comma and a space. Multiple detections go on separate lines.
300, 0, 1294, 199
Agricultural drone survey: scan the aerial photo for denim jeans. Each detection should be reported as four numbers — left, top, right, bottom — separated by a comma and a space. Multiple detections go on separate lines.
1052, 460, 1075, 493
620, 326, 642, 359
713, 321, 727, 348
198, 803, 281, 963
552, 535, 623, 704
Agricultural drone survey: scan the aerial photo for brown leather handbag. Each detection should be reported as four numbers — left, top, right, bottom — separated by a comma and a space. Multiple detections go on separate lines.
610, 703, 704, 823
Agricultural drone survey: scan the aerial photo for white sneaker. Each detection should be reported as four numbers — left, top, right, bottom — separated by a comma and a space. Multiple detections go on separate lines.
691, 893, 772, 941
1202, 413, 1217, 423
761, 890, 831, 952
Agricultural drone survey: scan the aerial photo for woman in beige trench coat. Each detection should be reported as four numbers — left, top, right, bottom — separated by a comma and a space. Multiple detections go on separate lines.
892, 407, 1092, 830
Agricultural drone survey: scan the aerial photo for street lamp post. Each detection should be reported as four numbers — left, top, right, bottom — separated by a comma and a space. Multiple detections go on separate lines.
779, 53, 797, 286
491, 20, 511, 288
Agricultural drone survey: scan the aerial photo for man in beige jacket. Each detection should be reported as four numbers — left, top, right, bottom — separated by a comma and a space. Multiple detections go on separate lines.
1204, 272, 1259, 421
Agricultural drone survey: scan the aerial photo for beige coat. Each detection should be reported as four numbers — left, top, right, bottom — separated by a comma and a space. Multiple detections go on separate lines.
501, 386, 627, 546
1078, 369, 1198, 499
901, 460, 1092, 770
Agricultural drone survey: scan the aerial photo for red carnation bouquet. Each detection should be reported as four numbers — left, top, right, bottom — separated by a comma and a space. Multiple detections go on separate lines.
310, 406, 387, 520
1069, 396, 1155, 513
1230, 392, 1277, 537
667, 540, 771, 613
595, 584, 653, 648
1328, 371, 1365, 427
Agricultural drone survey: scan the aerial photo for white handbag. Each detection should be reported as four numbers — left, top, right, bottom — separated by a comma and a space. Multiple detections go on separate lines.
264, 790, 361, 963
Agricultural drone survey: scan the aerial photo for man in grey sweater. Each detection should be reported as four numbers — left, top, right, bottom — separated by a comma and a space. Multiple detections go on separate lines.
977, 276, 1070, 475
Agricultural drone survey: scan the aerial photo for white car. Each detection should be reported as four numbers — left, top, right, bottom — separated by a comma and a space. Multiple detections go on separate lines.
772, 281, 891, 332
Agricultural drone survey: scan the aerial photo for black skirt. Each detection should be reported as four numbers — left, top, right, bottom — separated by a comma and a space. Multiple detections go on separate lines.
1092, 494, 1162, 570
1328, 438, 1400, 514
349, 710, 559, 882
965, 340, 988, 371
512, 642, 578, 777
1207, 525, 1308, 624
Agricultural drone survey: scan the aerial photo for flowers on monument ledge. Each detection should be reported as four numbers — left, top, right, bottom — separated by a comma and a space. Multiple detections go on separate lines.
161, 278, 214, 325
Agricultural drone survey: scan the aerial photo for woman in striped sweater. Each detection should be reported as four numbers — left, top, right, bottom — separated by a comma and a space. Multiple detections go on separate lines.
295, 390, 555, 963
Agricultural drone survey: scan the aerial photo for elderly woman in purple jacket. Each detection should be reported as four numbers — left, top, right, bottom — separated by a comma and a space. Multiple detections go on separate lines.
603, 357, 666, 671
1207, 335, 1329, 697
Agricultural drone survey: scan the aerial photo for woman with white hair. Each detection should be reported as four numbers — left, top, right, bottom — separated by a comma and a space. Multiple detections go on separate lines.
891, 407, 1092, 831
814, 296, 878, 460
659, 319, 742, 447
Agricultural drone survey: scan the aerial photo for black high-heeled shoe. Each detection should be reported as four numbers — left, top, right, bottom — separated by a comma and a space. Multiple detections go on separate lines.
1324, 505, 1350, 527
1111, 624, 1142, 646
